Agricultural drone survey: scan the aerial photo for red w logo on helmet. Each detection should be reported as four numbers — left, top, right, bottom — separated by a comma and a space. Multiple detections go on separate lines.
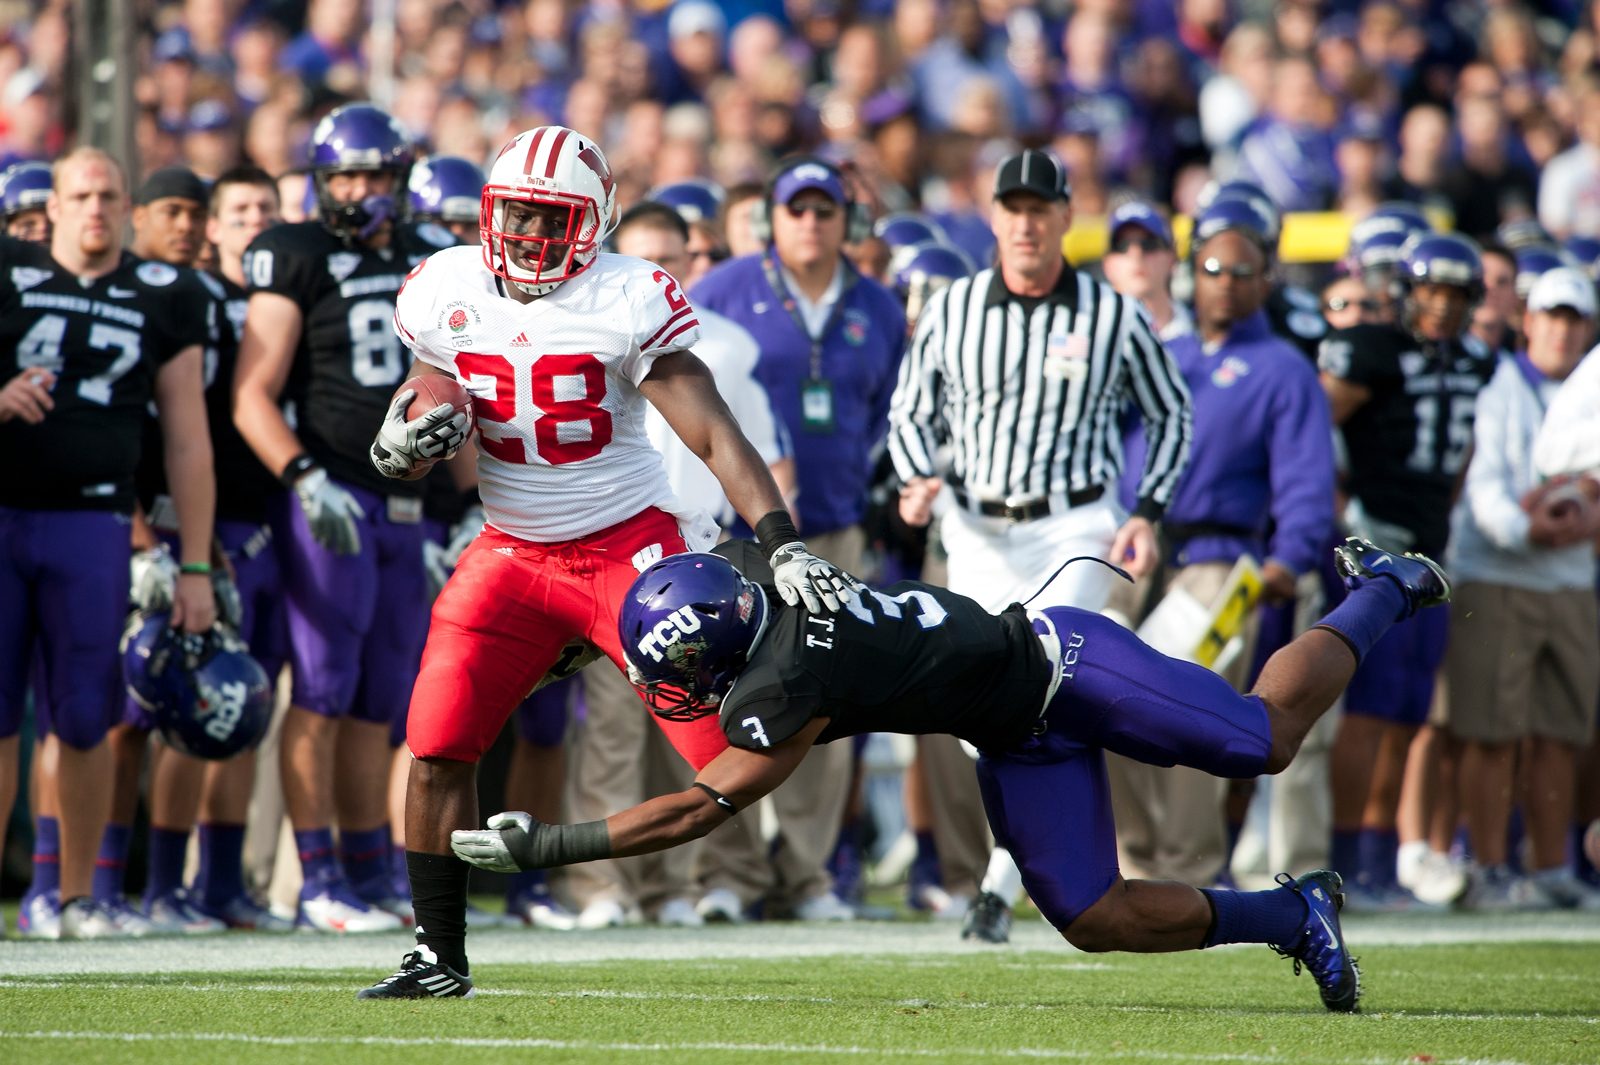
577, 145, 615, 200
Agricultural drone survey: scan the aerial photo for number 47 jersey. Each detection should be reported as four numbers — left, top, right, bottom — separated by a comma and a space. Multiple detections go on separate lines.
394, 245, 704, 542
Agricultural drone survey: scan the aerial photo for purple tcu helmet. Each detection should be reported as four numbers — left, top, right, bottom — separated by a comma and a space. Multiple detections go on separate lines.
619, 553, 768, 721
892, 240, 974, 323
1348, 202, 1432, 282
874, 212, 948, 252
1563, 235, 1600, 280
1514, 244, 1580, 301
0, 160, 52, 219
407, 154, 485, 224
1193, 195, 1277, 250
1398, 231, 1484, 297
308, 102, 413, 242
645, 178, 725, 224
122, 612, 273, 760
1196, 179, 1282, 242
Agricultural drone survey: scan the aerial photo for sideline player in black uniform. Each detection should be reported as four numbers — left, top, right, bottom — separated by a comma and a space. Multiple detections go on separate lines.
1317, 232, 1497, 907
233, 103, 456, 932
449, 538, 1452, 1012
1, 147, 216, 940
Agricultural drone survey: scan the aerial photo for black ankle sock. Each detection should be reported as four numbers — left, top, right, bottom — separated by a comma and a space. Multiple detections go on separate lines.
407, 850, 471, 975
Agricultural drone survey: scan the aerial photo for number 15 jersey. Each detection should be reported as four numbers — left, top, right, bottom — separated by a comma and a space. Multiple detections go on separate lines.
394, 245, 704, 542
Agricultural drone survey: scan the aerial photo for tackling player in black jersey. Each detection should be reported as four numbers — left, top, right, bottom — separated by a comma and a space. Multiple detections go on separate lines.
233, 103, 456, 933
450, 538, 1456, 1013
0, 148, 215, 940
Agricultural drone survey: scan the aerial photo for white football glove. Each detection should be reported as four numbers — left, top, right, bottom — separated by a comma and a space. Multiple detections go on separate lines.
129, 544, 179, 612
293, 467, 366, 556
769, 542, 861, 613
444, 504, 485, 567
369, 389, 470, 479
451, 811, 533, 873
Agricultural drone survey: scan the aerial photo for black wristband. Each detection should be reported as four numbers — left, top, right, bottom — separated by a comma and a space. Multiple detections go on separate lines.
693, 781, 738, 815
754, 510, 802, 559
279, 453, 318, 489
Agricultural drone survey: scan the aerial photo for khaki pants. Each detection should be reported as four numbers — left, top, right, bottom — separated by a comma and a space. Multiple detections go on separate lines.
1105, 560, 1258, 886
695, 526, 863, 908
563, 659, 698, 914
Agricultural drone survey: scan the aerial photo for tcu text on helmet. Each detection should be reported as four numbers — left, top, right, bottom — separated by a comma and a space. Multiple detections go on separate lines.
635, 606, 704, 663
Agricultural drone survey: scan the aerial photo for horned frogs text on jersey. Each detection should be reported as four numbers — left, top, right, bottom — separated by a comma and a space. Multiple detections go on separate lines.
393, 244, 704, 542
0, 236, 211, 511
1318, 323, 1495, 555
242, 219, 455, 499
705, 541, 1052, 754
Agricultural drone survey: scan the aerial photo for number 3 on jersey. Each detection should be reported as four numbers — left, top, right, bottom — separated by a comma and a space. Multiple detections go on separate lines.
454, 351, 612, 465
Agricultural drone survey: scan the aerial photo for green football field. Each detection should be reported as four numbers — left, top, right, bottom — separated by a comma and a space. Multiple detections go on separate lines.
2, 909, 1596, 1065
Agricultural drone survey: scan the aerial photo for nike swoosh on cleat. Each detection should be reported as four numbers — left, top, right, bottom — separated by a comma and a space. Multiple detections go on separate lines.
1315, 910, 1341, 949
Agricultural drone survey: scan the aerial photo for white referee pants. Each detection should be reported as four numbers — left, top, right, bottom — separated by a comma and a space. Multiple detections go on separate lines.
939, 494, 1126, 613
936, 493, 1125, 908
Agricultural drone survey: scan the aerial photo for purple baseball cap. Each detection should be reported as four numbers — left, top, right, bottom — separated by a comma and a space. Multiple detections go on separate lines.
1107, 201, 1172, 248
771, 159, 846, 205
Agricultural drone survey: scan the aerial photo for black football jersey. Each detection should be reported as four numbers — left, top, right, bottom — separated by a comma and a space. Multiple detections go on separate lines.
1318, 323, 1495, 555
1265, 283, 1329, 362
711, 541, 1052, 754
135, 271, 283, 525
0, 238, 211, 511
242, 220, 456, 498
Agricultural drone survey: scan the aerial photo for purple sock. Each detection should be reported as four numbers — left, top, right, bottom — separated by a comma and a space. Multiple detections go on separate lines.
1201, 884, 1308, 947
295, 827, 340, 892
144, 826, 191, 903
1313, 579, 1406, 663
93, 823, 133, 902
506, 868, 548, 907
1358, 827, 1399, 889
910, 830, 940, 885
196, 823, 247, 907
27, 815, 61, 898
1575, 823, 1598, 885
1330, 828, 1361, 884
340, 826, 392, 892
390, 843, 412, 899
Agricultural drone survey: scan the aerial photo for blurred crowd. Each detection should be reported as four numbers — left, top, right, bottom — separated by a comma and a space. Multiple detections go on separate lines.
3, 0, 1600, 939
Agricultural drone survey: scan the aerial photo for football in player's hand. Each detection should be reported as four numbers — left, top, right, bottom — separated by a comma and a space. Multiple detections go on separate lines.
402, 374, 473, 425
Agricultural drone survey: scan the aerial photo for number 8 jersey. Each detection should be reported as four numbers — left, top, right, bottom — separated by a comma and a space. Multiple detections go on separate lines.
394, 244, 705, 542
242, 219, 456, 498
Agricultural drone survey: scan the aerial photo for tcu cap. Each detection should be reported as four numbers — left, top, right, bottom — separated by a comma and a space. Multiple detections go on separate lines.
993, 149, 1070, 203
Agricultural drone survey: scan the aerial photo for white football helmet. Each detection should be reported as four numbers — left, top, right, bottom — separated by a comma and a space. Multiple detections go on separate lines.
481, 126, 618, 296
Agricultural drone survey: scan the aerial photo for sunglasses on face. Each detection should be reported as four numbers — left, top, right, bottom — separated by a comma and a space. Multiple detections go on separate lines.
691, 246, 730, 263
784, 201, 840, 220
1199, 257, 1259, 279
1324, 295, 1381, 313
1110, 234, 1167, 255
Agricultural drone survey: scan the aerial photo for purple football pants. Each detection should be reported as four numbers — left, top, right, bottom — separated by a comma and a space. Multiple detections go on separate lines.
0, 507, 130, 749
977, 607, 1273, 930
274, 483, 428, 734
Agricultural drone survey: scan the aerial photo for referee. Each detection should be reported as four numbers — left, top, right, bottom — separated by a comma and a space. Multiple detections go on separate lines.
887, 149, 1193, 944
890, 149, 1192, 608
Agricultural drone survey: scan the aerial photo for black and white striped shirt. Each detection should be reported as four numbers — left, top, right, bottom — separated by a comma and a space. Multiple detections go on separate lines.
888, 263, 1192, 522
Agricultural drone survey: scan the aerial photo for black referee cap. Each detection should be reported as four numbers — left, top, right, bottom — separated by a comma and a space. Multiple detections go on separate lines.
135, 166, 209, 206
992, 149, 1070, 203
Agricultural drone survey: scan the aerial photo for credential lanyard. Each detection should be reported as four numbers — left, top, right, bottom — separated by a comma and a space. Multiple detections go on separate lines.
760, 255, 858, 380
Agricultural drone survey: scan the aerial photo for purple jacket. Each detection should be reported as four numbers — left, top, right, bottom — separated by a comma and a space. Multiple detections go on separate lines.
1121, 311, 1334, 575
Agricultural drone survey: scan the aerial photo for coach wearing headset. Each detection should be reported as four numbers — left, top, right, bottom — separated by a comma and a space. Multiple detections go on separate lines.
690, 156, 906, 921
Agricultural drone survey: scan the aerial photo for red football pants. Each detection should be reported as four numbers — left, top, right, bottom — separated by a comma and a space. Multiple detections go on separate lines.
406, 507, 728, 770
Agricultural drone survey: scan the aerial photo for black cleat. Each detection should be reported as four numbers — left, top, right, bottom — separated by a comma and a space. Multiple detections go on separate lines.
1270, 870, 1362, 1013
357, 947, 475, 1000
1332, 537, 1451, 618
960, 890, 1012, 944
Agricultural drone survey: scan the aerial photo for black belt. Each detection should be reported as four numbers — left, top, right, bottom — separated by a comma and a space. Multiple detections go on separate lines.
1161, 520, 1258, 545
949, 484, 1104, 524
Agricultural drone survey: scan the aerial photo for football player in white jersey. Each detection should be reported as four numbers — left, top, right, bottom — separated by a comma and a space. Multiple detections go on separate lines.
358, 126, 858, 999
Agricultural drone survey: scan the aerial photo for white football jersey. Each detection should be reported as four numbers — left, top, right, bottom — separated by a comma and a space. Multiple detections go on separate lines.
395, 245, 705, 541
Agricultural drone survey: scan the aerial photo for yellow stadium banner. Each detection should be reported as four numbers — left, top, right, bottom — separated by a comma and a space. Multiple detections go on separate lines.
1065, 207, 1448, 266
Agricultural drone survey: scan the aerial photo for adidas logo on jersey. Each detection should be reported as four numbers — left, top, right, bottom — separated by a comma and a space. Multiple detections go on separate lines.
510, 331, 531, 347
